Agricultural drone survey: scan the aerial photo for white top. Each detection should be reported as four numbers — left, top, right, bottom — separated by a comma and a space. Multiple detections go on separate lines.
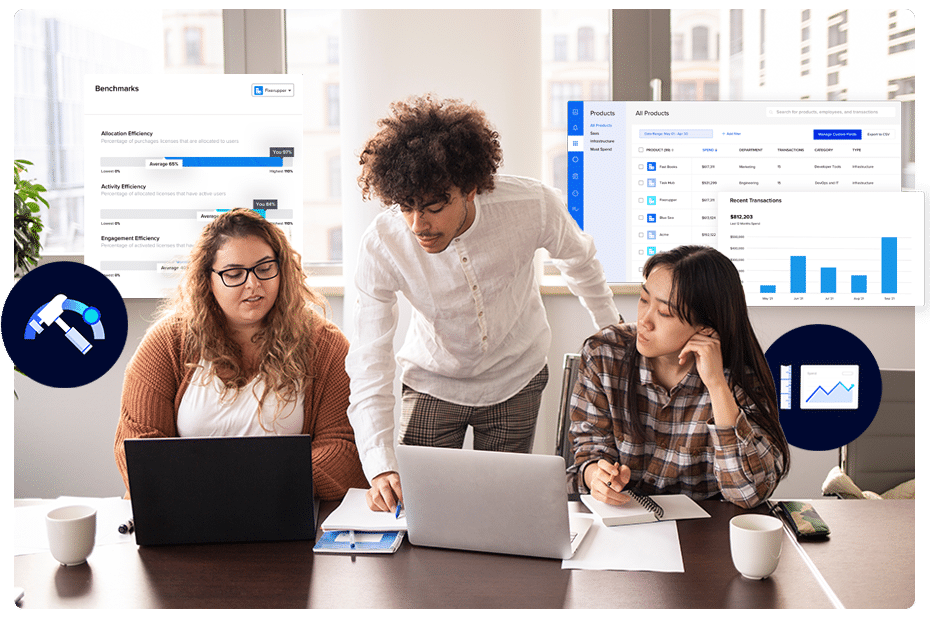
177, 362, 305, 437
346, 175, 618, 480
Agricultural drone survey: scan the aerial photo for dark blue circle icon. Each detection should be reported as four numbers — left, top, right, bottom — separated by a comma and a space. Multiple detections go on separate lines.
3, 261, 128, 388
764, 324, 881, 452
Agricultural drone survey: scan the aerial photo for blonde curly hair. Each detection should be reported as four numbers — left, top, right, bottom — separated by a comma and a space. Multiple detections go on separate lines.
158, 209, 325, 425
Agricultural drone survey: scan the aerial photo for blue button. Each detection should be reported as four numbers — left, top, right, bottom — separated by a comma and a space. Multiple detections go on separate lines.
813, 129, 862, 140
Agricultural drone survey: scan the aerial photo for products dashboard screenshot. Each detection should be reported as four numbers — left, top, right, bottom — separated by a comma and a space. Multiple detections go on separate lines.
566, 100, 920, 306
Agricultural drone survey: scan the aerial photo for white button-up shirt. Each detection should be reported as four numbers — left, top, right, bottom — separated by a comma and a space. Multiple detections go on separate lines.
346, 175, 618, 480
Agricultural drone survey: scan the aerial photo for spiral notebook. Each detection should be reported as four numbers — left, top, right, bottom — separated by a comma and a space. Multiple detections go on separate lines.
581, 491, 710, 526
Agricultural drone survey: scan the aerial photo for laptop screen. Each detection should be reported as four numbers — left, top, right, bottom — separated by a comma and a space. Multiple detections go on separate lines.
125, 435, 315, 545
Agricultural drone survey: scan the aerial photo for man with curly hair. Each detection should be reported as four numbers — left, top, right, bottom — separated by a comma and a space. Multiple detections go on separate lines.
347, 95, 619, 511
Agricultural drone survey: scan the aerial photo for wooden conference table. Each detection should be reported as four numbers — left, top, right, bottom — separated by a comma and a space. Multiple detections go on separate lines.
13, 498, 914, 609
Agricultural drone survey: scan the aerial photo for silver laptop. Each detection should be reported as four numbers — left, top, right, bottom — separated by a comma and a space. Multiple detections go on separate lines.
395, 445, 592, 559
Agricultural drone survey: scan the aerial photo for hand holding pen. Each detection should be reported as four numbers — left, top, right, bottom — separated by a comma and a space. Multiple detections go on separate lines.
366, 471, 404, 513
585, 460, 632, 506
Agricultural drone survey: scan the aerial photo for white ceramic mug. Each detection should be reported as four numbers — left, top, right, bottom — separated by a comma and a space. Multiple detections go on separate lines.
729, 514, 783, 580
46, 505, 97, 566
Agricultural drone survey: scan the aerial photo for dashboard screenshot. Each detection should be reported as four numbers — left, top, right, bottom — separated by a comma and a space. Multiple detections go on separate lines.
85, 75, 303, 298
566, 100, 904, 296
719, 191, 923, 306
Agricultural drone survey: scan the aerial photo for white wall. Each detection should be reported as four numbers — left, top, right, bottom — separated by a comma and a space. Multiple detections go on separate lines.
340, 9, 543, 320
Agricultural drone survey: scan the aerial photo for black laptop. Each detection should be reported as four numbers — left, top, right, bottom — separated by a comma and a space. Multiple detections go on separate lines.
124, 435, 316, 545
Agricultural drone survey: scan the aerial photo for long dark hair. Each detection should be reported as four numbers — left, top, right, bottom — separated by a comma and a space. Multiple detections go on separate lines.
614, 245, 789, 473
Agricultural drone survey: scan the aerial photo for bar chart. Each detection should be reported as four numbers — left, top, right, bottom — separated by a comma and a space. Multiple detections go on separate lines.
719, 192, 924, 306
786, 237, 897, 294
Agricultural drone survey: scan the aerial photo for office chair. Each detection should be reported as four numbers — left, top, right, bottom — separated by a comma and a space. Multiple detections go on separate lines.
555, 353, 581, 470
823, 368, 915, 499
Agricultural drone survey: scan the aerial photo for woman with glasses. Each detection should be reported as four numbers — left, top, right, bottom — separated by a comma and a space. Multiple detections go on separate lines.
114, 209, 366, 499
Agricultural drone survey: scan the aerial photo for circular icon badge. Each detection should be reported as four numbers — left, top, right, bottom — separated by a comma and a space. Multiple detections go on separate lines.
764, 324, 881, 452
3, 262, 128, 388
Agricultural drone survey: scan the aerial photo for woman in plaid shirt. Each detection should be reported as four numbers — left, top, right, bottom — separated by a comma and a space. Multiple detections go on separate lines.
568, 245, 789, 509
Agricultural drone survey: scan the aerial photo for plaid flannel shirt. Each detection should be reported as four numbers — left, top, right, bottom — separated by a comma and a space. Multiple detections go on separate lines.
568, 324, 785, 508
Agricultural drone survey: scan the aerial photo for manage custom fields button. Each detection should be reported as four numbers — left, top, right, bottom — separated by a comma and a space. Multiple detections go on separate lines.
813, 129, 862, 140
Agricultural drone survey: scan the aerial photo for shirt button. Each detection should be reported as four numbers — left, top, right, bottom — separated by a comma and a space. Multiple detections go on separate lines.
462, 257, 468, 263
472, 285, 478, 291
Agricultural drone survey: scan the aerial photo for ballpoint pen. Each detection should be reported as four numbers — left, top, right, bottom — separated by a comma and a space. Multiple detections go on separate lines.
395, 502, 403, 519
348, 530, 356, 549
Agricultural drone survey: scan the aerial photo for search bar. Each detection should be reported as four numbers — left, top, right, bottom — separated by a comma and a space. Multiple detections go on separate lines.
766, 107, 895, 117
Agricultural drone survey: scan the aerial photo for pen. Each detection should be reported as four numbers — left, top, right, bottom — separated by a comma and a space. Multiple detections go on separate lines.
118, 519, 134, 534
348, 530, 356, 549
395, 502, 403, 519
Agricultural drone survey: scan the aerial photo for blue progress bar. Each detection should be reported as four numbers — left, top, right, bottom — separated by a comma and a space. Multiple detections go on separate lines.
164, 157, 283, 167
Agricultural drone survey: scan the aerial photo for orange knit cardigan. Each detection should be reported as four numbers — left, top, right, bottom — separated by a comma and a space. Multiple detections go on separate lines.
114, 314, 367, 500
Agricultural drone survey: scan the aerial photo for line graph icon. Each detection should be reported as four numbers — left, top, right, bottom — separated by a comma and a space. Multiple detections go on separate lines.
806, 381, 855, 404
800, 365, 859, 410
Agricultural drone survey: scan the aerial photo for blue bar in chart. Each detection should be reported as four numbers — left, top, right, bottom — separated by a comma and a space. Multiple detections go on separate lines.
881, 237, 897, 294
790, 256, 806, 293
851, 275, 868, 293
821, 268, 836, 294
760, 285, 776, 294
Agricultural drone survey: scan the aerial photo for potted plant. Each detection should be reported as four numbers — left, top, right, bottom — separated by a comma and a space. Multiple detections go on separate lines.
14, 159, 49, 277
13, 159, 49, 395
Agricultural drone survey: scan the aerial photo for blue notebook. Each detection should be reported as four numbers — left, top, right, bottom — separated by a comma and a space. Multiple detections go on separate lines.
313, 530, 405, 554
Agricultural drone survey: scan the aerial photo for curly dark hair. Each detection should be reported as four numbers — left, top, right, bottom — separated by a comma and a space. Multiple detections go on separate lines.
358, 94, 503, 209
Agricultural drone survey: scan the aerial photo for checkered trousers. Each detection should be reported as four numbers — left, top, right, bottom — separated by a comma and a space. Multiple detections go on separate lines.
398, 366, 549, 452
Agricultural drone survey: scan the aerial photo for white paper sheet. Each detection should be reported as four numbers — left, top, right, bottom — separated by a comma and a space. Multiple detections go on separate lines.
562, 518, 684, 572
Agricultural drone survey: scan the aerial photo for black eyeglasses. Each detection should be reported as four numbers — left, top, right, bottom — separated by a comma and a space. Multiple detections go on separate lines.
212, 259, 280, 287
